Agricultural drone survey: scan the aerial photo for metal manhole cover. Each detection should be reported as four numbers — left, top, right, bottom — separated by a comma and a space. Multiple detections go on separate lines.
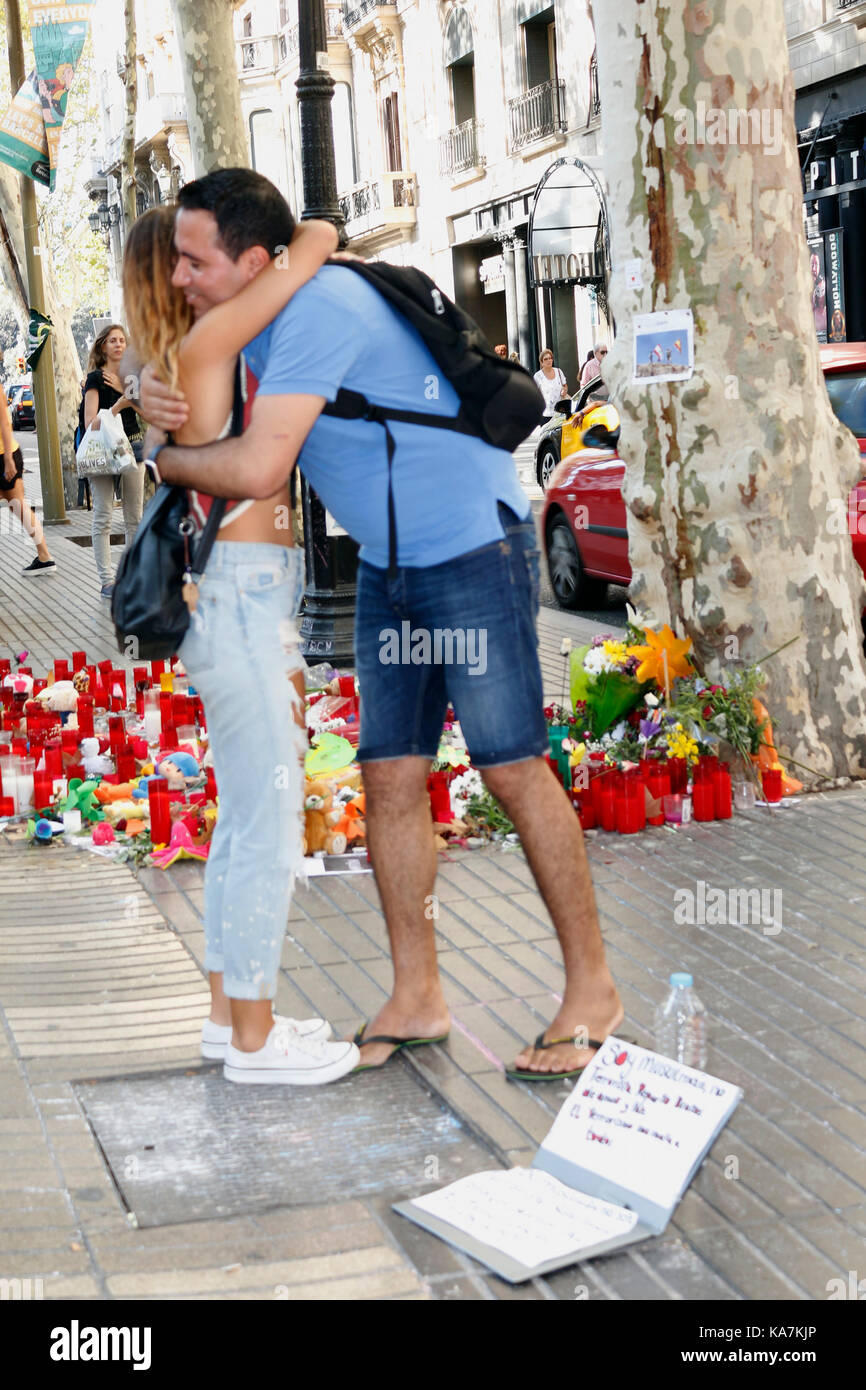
75, 1064, 496, 1227
67, 533, 126, 548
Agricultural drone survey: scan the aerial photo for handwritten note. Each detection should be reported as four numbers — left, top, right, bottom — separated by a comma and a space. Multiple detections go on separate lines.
540, 1037, 739, 1210
411, 1167, 638, 1270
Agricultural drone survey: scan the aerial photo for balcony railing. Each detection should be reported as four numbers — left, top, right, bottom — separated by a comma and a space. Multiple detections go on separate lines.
280, 5, 344, 62
343, 0, 396, 31
439, 119, 485, 178
508, 78, 567, 151
338, 171, 416, 238
238, 35, 278, 73
589, 52, 600, 120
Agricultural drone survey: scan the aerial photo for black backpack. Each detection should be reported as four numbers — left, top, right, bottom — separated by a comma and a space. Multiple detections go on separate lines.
318, 260, 546, 575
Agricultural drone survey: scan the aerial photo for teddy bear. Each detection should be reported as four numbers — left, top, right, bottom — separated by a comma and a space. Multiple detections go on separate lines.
35, 680, 78, 713
303, 779, 347, 855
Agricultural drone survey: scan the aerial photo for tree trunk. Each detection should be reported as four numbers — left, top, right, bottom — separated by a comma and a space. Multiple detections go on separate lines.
121, 0, 138, 230
594, 0, 866, 782
0, 163, 82, 509
169, 0, 249, 176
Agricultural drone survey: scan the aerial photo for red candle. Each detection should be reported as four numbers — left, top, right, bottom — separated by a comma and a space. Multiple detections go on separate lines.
761, 767, 783, 803
77, 696, 94, 740
205, 767, 217, 802
97, 659, 113, 676
116, 747, 136, 782
34, 772, 53, 809
54, 659, 70, 682
576, 787, 596, 830
148, 777, 171, 846
11, 735, 27, 756
61, 728, 78, 753
0, 796, 14, 817
428, 772, 453, 823
72, 651, 87, 672
151, 659, 166, 680
692, 778, 715, 821
108, 715, 125, 751
712, 764, 732, 819
0, 659, 10, 676
32, 678, 47, 696
43, 745, 63, 778
161, 723, 178, 750
668, 757, 689, 793
599, 772, 620, 831
339, 675, 355, 699
66, 762, 84, 782
616, 769, 646, 834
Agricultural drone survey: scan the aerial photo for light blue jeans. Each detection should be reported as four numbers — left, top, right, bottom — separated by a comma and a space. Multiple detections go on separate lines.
177, 541, 306, 1000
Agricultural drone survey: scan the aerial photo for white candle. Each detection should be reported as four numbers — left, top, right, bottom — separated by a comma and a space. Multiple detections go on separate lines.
143, 708, 161, 744
15, 771, 34, 814
62, 810, 82, 833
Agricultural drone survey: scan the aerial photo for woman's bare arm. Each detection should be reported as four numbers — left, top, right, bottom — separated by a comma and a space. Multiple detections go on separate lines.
178, 220, 339, 373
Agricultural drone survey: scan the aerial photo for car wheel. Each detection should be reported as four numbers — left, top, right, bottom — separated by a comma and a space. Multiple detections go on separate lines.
546, 514, 608, 611
538, 446, 559, 490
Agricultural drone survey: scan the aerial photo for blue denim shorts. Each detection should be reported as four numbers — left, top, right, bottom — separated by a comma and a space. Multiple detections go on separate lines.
355, 503, 548, 767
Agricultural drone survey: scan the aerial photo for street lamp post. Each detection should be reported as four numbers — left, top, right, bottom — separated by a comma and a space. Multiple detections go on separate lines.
5, 0, 67, 526
295, 0, 359, 666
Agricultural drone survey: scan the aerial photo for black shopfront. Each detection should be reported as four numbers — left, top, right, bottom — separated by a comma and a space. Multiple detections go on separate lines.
798, 70, 866, 343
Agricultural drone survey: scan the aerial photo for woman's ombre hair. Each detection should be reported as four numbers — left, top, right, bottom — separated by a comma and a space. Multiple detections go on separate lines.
122, 207, 193, 390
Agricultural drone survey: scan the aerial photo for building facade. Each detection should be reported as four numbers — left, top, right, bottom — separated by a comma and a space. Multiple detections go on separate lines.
787, 0, 866, 341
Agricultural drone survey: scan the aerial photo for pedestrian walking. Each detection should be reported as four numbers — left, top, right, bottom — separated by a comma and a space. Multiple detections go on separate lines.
82, 325, 146, 597
123, 189, 357, 1085
0, 380, 56, 576
580, 341, 608, 390
533, 348, 570, 417
141, 168, 623, 1083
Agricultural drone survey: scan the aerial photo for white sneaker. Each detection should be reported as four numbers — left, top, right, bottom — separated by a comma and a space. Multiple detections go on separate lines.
223, 1022, 359, 1086
201, 1014, 332, 1060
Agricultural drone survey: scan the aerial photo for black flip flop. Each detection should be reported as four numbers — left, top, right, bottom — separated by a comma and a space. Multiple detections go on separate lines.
505, 1031, 606, 1083
352, 1019, 450, 1072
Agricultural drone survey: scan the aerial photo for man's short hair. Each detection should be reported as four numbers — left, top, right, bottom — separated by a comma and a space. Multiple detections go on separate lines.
177, 167, 296, 262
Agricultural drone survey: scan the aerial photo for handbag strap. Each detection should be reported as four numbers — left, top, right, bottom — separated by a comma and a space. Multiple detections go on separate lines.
185, 359, 244, 583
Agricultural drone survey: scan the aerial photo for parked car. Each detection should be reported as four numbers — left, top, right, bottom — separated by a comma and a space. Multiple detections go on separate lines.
7, 383, 35, 429
542, 345, 866, 611
535, 376, 620, 488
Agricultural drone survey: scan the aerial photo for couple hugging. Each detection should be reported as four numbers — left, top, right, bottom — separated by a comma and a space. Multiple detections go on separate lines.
125, 166, 622, 1087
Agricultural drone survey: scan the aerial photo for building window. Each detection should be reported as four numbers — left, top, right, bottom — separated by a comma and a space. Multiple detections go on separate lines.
445, 7, 476, 126
383, 91, 402, 172
279, 0, 290, 26
242, 12, 253, 37
333, 82, 357, 190
146, 70, 155, 101
523, 5, 557, 90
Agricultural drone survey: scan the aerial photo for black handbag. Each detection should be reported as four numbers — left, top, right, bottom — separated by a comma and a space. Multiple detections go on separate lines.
111, 362, 242, 660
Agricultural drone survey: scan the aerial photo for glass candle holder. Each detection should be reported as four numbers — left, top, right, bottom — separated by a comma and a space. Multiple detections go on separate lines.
761, 767, 783, 803
692, 777, 715, 821
713, 764, 733, 820
733, 780, 756, 811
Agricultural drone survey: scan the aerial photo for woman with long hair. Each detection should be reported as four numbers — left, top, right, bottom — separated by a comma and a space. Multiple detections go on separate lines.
83, 323, 145, 597
121, 200, 358, 1085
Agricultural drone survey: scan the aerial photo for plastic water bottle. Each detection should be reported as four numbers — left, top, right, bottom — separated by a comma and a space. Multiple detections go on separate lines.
654, 972, 707, 1069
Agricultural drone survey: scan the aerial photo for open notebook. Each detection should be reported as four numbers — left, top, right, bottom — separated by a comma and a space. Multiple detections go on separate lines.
394, 1037, 742, 1282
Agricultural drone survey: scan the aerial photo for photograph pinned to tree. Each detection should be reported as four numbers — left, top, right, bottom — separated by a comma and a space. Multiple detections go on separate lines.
633, 309, 694, 382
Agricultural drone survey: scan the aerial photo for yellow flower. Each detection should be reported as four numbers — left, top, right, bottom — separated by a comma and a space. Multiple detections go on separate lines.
602, 640, 628, 663
569, 742, 587, 766
625, 624, 694, 689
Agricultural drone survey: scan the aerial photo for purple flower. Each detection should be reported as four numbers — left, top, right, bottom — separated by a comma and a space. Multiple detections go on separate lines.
639, 718, 661, 739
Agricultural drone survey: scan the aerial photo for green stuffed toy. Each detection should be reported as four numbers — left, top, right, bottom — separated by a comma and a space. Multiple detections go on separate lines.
57, 778, 105, 822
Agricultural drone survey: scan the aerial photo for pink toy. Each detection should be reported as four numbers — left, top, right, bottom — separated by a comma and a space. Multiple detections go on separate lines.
150, 820, 210, 869
91, 822, 116, 846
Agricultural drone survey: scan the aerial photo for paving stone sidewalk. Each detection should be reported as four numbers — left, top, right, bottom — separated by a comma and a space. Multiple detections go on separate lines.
2, 443, 865, 1300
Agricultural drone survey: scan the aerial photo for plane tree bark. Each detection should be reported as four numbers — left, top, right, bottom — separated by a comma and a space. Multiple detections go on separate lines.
594, 0, 866, 782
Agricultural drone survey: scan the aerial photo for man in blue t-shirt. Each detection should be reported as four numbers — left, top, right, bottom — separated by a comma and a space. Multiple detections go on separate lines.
143, 170, 622, 1083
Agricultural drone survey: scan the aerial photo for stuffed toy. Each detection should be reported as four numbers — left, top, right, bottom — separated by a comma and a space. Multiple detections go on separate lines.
72, 669, 90, 694
94, 780, 141, 805
156, 750, 200, 790
80, 737, 114, 779
57, 778, 104, 823
102, 799, 149, 826
35, 680, 78, 713
3, 671, 33, 697
333, 792, 366, 848
303, 779, 347, 855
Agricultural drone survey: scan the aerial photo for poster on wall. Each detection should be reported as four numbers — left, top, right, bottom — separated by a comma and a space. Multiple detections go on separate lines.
0, 0, 96, 190
632, 309, 694, 384
808, 236, 828, 343
825, 229, 847, 343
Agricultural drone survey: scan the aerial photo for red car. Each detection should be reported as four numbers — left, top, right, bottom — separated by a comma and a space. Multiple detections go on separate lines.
543, 344, 866, 609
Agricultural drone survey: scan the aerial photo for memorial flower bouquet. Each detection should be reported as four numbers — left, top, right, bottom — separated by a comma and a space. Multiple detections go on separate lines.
569, 632, 648, 739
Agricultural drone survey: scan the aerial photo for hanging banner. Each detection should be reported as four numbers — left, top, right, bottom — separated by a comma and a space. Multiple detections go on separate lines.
807, 236, 827, 343
0, 1, 96, 191
26, 308, 52, 369
824, 228, 847, 343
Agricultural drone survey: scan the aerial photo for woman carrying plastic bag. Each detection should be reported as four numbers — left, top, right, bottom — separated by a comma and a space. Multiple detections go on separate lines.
79, 324, 146, 598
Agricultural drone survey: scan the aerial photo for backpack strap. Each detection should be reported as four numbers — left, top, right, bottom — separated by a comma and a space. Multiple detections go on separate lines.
322, 388, 481, 578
